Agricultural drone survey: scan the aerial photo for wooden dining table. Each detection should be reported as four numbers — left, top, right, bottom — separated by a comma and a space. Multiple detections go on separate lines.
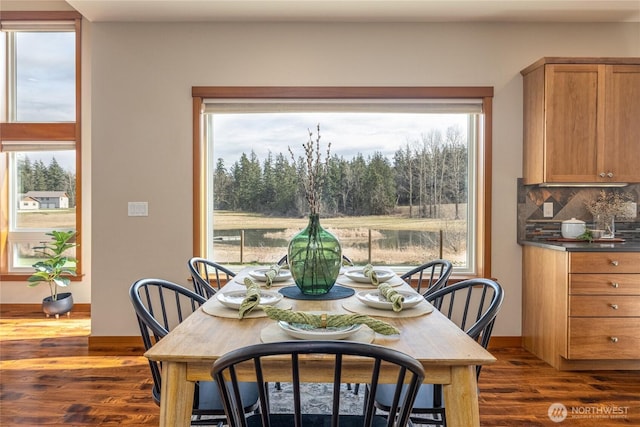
144, 268, 496, 427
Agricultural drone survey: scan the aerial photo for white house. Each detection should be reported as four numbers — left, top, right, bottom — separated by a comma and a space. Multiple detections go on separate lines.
21, 191, 69, 210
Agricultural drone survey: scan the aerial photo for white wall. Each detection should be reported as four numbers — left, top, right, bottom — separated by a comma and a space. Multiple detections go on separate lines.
2, 9, 638, 338
88, 21, 638, 337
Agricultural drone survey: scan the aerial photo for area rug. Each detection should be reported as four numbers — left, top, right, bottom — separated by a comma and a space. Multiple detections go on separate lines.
192, 382, 442, 426
269, 382, 364, 414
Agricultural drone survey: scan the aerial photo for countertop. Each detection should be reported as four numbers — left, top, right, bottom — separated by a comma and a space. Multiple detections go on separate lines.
520, 239, 640, 252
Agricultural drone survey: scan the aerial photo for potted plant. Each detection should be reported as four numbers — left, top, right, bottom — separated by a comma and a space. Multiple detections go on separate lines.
27, 230, 78, 318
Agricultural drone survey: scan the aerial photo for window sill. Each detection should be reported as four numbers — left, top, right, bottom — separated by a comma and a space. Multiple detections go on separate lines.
0, 274, 84, 282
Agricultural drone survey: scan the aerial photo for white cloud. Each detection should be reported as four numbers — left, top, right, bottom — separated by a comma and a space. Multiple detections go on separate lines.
212, 112, 468, 165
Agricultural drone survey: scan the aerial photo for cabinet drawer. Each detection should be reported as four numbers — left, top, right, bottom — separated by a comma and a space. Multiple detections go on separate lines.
570, 274, 640, 295
570, 295, 640, 317
570, 252, 640, 273
568, 318, 640, 359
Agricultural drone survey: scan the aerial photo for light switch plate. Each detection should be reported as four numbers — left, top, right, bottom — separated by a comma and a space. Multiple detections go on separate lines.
128, 201, 148, 217
543, 202, 553, 218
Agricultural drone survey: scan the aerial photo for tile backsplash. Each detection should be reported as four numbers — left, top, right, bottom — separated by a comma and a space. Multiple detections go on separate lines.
517, 179, 640, 242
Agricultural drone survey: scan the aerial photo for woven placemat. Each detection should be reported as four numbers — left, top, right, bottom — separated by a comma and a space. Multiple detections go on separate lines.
335, 274, 405, 289
260, 322, 375, 343
341, 298, 434, 318
201, 298, 292, 319
279, 285, 355, 300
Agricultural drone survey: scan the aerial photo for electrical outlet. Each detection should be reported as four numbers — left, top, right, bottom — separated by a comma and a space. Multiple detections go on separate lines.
128, 201, 148, 217
543, 202, 553, 218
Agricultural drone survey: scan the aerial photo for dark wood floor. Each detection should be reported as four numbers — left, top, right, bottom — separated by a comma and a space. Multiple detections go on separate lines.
1, 307, 638, 426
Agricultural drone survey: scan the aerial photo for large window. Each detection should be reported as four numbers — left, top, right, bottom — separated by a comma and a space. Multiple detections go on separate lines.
193, 87, 492, 277
0, 12, 82, 278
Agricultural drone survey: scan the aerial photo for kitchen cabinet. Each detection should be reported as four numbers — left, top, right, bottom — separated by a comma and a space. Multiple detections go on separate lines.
522, 245, 640, 370
521, 57, 640, 185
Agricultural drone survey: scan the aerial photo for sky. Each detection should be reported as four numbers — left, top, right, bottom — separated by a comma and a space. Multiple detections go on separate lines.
10, 31, 76, 171
15, 32, 75, 122
211, 112, 469, 165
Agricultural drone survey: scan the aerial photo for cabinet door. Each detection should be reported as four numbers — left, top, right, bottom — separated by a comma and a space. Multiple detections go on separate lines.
545, 64, 600, 182
603, 65, 640, 182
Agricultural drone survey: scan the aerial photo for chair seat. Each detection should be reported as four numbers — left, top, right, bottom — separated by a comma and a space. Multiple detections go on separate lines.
374, 383, 440, 411
197, 381, 260, 411
245, 413, 391, 427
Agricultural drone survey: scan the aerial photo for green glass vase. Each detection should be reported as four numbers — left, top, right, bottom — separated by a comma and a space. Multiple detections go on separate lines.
288, 214, 342, 295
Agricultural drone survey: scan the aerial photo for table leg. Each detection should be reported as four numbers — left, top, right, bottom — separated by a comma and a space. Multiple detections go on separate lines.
443, 365, 480, 427
159, 361, 195, 427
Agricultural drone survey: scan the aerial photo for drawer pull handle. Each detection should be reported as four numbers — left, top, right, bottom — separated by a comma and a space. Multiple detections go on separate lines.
610, 337, 619, 343
611, 260, 619, 266
611, 282, 619, 288
610, 304, 619, 310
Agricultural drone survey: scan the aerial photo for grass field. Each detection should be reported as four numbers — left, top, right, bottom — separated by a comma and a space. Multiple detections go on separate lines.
16, 208, 76, 229
213, 205, 466, 231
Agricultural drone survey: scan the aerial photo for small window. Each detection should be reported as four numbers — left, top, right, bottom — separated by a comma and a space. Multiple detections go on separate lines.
1, 12, 82, 278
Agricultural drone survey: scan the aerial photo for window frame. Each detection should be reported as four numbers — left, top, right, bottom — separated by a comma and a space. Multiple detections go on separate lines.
0, 11, 83, 280
192, 86, 493, 278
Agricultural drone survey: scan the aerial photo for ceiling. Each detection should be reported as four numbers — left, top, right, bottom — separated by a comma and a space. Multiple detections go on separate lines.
65, 0, 640, 23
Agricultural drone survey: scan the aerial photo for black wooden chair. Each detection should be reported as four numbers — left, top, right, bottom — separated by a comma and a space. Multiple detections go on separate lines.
400, 259, 453, 298
212, 340, 425, 427
129, 278, 259, 425
188, 257, 236, 299
369, 278, 504, 426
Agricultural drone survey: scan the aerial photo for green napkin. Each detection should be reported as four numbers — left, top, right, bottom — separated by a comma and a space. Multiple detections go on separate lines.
262, 306, 400, 336
362, 264, 379, 286
264, 263, 286, 288
378, 282, 404, 312
238, 277, 262, 318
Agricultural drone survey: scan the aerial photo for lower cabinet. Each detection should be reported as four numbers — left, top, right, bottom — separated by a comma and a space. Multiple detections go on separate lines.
568, 318, 640, 359
523, 246, 640, 370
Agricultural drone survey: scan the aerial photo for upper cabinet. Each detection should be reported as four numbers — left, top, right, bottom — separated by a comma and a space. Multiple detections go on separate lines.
521, 58, 640, 185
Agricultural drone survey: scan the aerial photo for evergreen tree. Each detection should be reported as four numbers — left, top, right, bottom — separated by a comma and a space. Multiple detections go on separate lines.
364, 152, 395, 214
233, 151, 262, 212
33, 160, 48, 191
213, 158, 233, 210
17, 156, 34, 194
46, 157, 67, 191
272, 152, 298, 216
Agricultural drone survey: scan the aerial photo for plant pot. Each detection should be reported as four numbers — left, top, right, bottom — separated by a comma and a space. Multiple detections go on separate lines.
42, 292, 74, 318
288, 214, 342, 295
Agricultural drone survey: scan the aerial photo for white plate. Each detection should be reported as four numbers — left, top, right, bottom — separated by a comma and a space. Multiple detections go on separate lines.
344, 267, 395, 284
278, 321, 362, 340
216, 290, 283, 310
356, 290, 424, 310
249, 268, 292, 282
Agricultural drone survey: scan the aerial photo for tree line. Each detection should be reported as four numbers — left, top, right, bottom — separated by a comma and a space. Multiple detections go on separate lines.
17, 156, 77, 207
214, 125, 468, 219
